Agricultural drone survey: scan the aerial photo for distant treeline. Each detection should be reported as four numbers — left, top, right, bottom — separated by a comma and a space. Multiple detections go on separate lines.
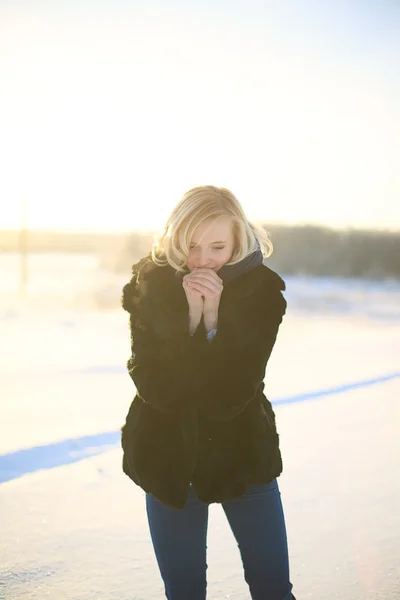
1, 226, 399, 280
114, 225, 400, 280
265, 225, 400, 280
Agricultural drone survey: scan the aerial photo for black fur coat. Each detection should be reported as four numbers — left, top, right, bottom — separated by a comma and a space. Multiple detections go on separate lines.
120, 255, 287, 510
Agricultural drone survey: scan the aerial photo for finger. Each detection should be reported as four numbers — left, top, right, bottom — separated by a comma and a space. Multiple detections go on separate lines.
183, 284, 203, 300
186, 277, 221, 293
186, 283, 206, 296
188, 280, 223, 297
190, 269, 222, 285
186, 280, 210, 294
186, 272, 223, 287
186, 281, 219, 298
187, 274, 221, 287
183, 281, 202, 296
192, 268, 223, 283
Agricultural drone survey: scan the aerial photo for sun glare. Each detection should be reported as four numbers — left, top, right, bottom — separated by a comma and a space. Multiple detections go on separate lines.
1, 5, 399, 232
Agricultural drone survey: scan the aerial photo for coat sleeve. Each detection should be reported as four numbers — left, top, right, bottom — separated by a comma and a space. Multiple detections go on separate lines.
196, 286, 287, 422
121, 275, 206, 417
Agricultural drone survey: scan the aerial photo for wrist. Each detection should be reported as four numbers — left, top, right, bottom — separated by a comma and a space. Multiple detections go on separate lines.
203, 308, 217, 320
203, 297, 219, 315
189, 305, 203, 320
203, 298, 219, 333
189, 306, 202, 335
203, 312, 218, 333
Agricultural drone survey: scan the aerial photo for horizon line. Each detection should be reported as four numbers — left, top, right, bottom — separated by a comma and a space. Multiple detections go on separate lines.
1, 223, 400, 235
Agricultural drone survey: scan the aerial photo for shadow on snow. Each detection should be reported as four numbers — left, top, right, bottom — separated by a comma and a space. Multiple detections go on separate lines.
1, 371, 399, 484
0, 431, 120, 484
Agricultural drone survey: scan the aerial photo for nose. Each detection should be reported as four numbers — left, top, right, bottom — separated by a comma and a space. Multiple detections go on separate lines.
197, 257, 210, 267
193, 248, 211, 268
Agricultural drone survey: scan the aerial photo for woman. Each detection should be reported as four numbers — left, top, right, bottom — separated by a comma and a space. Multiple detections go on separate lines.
121, 186, 296, 600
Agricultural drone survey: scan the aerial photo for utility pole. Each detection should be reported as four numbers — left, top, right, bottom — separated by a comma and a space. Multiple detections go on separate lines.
19, 199, 28, 296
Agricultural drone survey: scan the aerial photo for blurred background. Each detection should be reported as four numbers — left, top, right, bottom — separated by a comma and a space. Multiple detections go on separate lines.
1, 2, 400, 599
1, 0, 399, 313
0, 0, 400, 308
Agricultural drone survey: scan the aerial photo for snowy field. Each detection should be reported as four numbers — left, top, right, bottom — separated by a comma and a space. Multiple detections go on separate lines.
1, 252, 399, 600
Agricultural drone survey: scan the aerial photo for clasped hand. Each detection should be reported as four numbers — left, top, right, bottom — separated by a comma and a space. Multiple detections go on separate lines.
182, 268, 223, 317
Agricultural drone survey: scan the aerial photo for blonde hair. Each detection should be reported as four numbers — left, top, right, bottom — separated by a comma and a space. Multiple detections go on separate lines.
152, 185, 273, 272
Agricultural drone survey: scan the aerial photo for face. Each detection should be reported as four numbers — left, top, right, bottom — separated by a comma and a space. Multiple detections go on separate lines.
186, 216, 235, 272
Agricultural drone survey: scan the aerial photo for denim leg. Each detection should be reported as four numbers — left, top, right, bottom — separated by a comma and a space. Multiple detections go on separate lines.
222, 479, 296, 600
146, 486, 209, 600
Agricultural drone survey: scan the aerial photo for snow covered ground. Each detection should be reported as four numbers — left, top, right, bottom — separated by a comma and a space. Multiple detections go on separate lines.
1, 252, 399, 600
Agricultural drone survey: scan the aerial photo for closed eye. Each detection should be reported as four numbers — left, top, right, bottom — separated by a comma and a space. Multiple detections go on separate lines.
189, 245, 225, 250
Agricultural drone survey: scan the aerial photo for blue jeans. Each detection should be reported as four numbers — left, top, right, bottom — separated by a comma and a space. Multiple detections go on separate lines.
146, 479, 296, 600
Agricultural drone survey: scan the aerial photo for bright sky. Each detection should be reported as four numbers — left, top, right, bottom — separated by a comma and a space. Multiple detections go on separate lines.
1, 0, 399, 232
